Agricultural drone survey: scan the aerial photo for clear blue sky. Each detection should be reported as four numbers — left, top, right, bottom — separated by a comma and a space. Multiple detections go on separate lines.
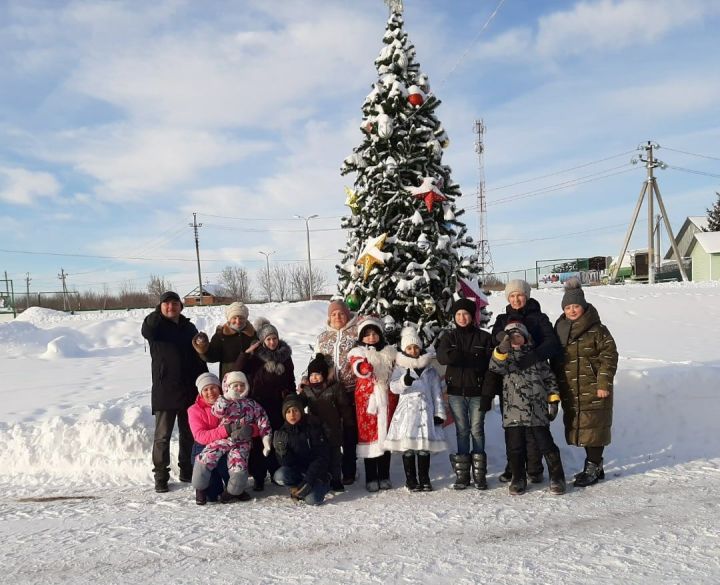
1, 0, 719, 295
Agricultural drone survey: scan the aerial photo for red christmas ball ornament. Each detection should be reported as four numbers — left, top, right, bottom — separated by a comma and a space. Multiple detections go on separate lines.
408, 93, 424, 107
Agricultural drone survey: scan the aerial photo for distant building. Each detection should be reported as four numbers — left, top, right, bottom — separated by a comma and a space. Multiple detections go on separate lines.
687, 232, 720, 282
664, 216, 709, 260
183, 284, 233, 306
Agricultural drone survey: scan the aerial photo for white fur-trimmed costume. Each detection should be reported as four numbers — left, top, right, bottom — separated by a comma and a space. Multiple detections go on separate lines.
348, 344, 398, 458
385, 350, 448, 453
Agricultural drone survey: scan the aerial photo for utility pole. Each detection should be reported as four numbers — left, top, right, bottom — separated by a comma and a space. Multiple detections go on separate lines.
25, 272, 31, 310
609, 142, 688, 284
258, 250, 275, 302
189, 212, 204, 305
474, 119, 494, 283
58, 268, 69, 311
294, 214, 319, 300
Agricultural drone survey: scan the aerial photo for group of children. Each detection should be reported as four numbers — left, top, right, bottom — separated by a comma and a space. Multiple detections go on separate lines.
189, 277, 618, 506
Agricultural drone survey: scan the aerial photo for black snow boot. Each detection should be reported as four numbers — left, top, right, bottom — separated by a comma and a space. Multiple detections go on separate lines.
471, 453, 488, 490
417, 452, 432, 491
402, 452, 420, 491
545, 449, 566, 495
195, 489, 207, 506
508, 453, 527, 496
154, 476, 169, 493
574, 458, 603, 488
450, 454, 471, 490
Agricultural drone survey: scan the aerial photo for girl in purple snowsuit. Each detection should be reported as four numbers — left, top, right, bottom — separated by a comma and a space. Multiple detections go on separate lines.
191, 370, 272, 499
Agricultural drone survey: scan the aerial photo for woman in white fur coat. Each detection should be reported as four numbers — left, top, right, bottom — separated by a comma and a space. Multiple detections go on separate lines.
386, 327, 447, 491
347, 316, 397, 492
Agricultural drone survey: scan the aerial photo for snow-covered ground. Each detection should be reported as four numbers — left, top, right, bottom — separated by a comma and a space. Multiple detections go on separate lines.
2, 284, 719, 584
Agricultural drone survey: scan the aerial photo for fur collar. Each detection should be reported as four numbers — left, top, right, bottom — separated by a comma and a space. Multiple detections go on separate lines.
348, 344, 397, 390
218, 322, 257, 338
395, 351, 434, 370
255, 340, 292, 375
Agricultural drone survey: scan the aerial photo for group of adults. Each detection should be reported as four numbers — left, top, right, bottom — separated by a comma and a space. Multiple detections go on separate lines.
141, 278, 617, 497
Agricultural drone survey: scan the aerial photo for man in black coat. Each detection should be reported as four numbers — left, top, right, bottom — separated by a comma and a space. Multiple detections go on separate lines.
141, 291, 208, 493
491, 279, 562, 483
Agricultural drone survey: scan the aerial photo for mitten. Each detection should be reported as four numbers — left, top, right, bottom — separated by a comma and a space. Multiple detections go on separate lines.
433, 416, 444, 426
403, 369, 413, 386
366, 393, 378, 415
357, 359, 373, 376
192, 332, 209, 353
292, 482, 311, 500
548, 402, 559, 422
262, 434, 273, 457
230, 424, 252, 441
517, 351, 538, 370
273, 432, 288, 458
496, 333, 511, 354
479, 396, 493, 412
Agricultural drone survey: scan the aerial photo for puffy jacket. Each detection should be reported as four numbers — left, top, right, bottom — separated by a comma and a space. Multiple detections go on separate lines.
197, 323, 257, 381
187, 394, 229, 446
435, 325, 499, 397
300, 380, 354, 447
141, 309, 207, 412
313, 315, 359, 391
552, 304, 618, 447
491, 298, 562, 367
273, 416, 330, 487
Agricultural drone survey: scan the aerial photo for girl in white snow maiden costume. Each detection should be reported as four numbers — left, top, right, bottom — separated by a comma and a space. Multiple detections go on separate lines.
386, 326, 447, 491
348, 316, 398, 492
191, 370, 272, 503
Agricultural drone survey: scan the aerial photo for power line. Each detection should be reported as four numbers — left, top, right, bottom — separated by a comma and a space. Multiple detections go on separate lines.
661, 146, 720, 162
197, 212, 345, 221
665, 165, 720, 179
491, 220, 646, 248
486, 150, 636, 192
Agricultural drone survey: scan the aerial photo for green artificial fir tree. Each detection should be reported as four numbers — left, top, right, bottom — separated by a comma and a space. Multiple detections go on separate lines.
338, 5, 478, 343
706, 192, 720, 232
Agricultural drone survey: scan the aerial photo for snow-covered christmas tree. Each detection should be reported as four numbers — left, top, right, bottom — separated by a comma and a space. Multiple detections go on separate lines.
706, 191, 720, 232
337, 2, 478, 342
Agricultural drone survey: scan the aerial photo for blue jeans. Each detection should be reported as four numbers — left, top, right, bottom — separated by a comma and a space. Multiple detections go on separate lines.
273, 466, 329, 506
448, 395, 486, 455
191, 442, 229, 501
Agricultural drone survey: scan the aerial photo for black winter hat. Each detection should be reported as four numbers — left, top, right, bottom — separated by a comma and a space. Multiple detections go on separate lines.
281, 394, 304, 418
307, 353, 329, 379
561, 277, 588, 309
451, 298, 477, 321
159, 290, 183, 308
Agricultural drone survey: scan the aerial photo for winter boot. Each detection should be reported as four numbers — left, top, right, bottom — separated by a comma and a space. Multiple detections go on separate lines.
471, 452, 488, 490
450, 454, 471, 490
508, 452, 527, 496
154, 476, 169, 493
417, 452, 432, 491
402, 452, 420, 491
195, 489, 207, 506
545, 449, 567, 495
498, 463, 512, 483
226, 470, 249, 496
574, 458, 603, 488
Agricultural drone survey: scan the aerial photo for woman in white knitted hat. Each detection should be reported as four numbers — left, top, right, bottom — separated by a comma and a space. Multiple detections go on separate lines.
191, 302, 258, 381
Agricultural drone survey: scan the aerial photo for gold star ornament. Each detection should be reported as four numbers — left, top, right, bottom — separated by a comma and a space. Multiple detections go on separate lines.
356, 233, 389, 280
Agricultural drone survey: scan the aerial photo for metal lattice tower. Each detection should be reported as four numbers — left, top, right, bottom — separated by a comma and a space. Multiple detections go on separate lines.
474, 119, 493, 279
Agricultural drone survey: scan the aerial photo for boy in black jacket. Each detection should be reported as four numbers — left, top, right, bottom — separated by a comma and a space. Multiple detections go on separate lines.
436, 298, 500, 490
273, 394, 331, 505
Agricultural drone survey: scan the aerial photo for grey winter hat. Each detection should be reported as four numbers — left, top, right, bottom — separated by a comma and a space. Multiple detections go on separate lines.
196, 372, 221, 393
504, 321, 530, 340
254, 317, 279, 343
504, 279, 531, 300
561, 277, 588, 309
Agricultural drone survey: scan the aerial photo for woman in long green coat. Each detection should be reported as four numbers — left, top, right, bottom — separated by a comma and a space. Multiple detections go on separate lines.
552, 278, 618, 487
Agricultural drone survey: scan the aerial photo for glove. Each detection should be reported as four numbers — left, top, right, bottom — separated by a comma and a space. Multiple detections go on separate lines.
496, 332, 511, 354
433, 416, 444, 426
517, 351, 539, 370
230, 424, 252, 441
192, 332, 209, 353
273, 431, 288, 458
403, 369, 413, 386
479, 396, 493, 412
548, 402, 559, 421
262, 434, 273, 457
357, 359, 373, 376
290, 483, 311, 500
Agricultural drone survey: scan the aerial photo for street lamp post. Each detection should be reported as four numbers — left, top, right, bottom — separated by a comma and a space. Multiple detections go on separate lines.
258, 250, 276, 302
294, 214, 319, 300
